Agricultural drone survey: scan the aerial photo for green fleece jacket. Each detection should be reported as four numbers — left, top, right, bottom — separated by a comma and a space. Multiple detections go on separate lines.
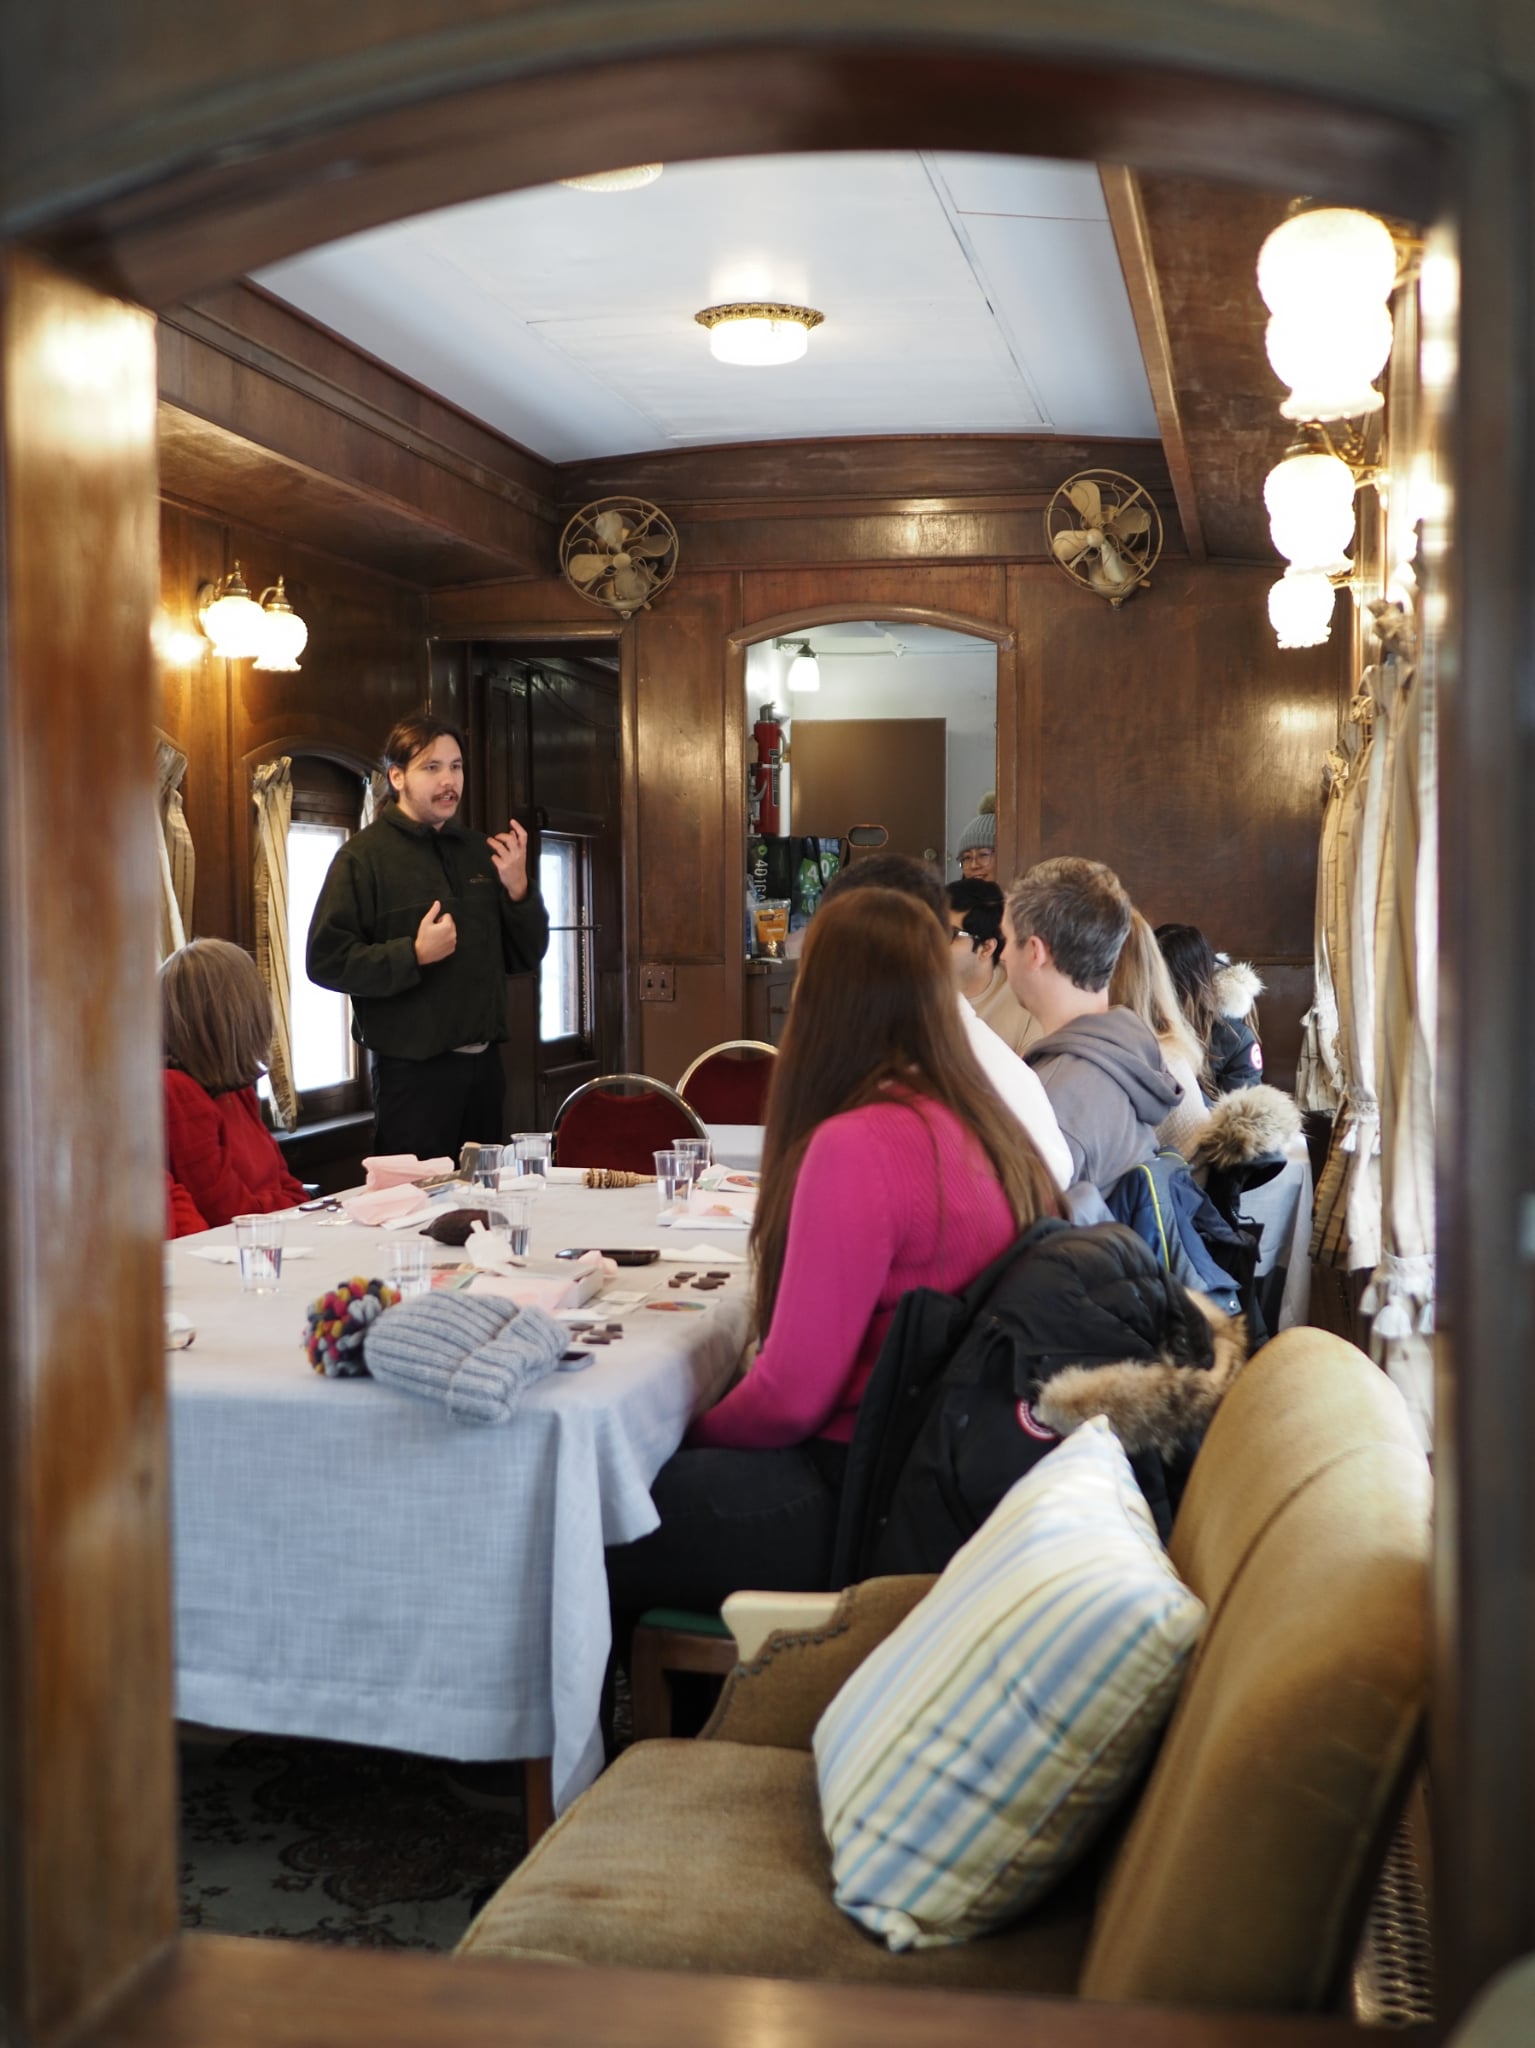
306, 807, 549, 1061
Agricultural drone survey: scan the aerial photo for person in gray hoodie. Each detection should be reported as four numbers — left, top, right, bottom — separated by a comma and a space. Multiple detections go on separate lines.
1001, 857, 1179, 1204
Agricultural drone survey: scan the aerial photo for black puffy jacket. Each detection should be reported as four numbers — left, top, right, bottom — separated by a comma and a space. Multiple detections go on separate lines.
829, 1219, 1246, 1585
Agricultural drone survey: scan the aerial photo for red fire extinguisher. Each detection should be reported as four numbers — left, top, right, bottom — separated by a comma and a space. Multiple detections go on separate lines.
751, 703, 784, 836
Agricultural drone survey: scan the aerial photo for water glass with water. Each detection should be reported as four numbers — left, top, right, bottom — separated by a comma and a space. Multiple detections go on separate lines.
498, 1188, 537, 1257
653, 1148, 696, 1220
388, 1240, 433, 1298
509, 1131, 552, 1180
469, 1142, 505, 1193
234, 1213, 284, 1295
675, 1135, 713, 1175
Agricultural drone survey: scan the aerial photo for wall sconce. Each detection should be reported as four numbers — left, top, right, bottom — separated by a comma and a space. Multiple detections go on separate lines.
1267, 569, 1339, 650
1263, 425, 1376, 576
696, 303, 824, 367
197, 564, 308, 668
1257, 207, 1398, 422
253, 577, 308, 672
779, 639, 821, 693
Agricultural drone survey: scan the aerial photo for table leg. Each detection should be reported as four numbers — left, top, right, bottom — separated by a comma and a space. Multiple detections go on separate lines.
524, 1756, 555, 1846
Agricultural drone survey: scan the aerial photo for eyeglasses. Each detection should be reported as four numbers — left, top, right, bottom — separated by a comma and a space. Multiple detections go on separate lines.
949, 926, 979, 946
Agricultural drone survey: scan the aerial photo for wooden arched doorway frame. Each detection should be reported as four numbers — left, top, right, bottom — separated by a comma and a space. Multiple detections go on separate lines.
728, 602, 1017, 902
3, 9, 1528, 2043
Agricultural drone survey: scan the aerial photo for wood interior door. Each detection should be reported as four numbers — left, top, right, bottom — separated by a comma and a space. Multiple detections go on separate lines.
789, 717, 947, 867
469, 647, 624, 1132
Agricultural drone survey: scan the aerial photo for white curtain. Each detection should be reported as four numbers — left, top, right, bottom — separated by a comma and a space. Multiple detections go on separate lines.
155, 733, 195, 962
251, 757, 298, 1131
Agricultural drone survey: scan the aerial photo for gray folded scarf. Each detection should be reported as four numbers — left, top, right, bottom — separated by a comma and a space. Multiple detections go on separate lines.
362, 1292, 568, 1424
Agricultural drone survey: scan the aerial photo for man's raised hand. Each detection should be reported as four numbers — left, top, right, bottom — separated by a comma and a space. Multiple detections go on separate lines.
489, 817, 530, 900
415, 900, 457, 964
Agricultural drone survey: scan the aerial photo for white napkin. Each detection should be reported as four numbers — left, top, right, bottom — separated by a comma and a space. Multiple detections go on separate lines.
183, 1244, 315, 1264
658, 1242, 746, 1263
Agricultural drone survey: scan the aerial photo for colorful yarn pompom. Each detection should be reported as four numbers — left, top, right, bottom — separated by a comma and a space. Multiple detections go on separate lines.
303, 1277, 399, 1377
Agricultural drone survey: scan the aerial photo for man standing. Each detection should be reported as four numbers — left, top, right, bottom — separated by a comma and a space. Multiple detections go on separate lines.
307, 713, 549, 1160
946, 877, 1042, 1057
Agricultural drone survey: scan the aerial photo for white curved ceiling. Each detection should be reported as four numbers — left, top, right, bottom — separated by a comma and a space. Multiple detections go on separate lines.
255, 152, 1157, 464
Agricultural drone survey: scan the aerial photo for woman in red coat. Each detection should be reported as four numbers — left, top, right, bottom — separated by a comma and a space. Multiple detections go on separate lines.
162, 939, 305, 1233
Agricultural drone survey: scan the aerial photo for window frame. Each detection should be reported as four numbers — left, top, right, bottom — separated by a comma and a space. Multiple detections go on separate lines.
538, 828, 596, 1064
284, 751, 372, 1126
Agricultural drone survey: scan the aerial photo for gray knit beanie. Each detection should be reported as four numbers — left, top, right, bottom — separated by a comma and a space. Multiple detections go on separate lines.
956, 792, 997, 855
363, 1291, 568, 1424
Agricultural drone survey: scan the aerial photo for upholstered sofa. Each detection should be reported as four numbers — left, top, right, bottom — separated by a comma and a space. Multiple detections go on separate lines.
460, 1329, 1430, 2011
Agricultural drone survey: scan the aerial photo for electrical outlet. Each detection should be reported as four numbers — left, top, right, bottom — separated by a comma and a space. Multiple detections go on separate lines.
640, 961, 674, 1002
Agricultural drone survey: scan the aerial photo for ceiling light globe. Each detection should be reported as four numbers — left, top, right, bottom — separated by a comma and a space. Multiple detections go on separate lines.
1268, 570, 1338, 650
558, 164, 663, 192
1257, 208, 1399, 317
710, 316, 809, 367
1265, 300, 1393, 422
1263, 450, 1357, 573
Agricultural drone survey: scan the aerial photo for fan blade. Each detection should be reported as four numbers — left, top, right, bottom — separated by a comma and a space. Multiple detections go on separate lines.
612, 564, 653, 603
593, 511, 629, 547
1085, 560, 1119, 598
628, 536, 672, 558
1097, 536, 1132, 585
1051, 528, 1095, 566
1067, 479, 1103, 526
1110, 504, 1151, 539
567, 553, 608, 585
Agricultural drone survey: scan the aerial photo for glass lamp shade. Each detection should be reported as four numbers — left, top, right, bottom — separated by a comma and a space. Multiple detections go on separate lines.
253, 582, 309, 672
1263, 450, 1357, 573
1268, 570, 1338, 650
199, 567, 267, 659
786, 646, 821, 693
706, 313, 812, 366
1257, 208, 1399, 316
1265, 301, 1393, 421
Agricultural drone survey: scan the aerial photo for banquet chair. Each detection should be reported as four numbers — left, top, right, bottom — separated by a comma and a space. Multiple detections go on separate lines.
551, 1074, 707, 1175
629, 1607, 739, 1740
676, 1040, 777, 1125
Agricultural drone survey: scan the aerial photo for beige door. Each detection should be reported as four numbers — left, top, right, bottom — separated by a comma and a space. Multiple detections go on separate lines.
789, 717, 947, 868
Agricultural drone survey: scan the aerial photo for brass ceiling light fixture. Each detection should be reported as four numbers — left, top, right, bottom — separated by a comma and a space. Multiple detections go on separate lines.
695, 303, 824, 367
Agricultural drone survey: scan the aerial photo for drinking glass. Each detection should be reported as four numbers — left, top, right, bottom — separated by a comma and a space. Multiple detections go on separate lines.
509, 1131, 552, 1180
388, 1240, 433, 1298
498, 1188, 537, 1257
233, 1213, 284, 1295
675, 1135, 713, 1175
469, 1142, 505, 1193
653, 1148, 696, 1219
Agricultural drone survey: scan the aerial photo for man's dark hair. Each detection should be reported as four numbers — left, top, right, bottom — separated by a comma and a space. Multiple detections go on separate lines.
1004, 856, 1132, 993
821, 852, 948, 934
946, 877, 1006, 958
380, 713, 467, 789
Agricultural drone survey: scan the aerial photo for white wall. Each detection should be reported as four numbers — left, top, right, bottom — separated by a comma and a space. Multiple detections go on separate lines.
744, 632, 997, 871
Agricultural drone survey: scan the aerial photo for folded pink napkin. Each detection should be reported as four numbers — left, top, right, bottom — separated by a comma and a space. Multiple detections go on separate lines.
344, 1184, 435, 1227
363, 1153, 456, 1190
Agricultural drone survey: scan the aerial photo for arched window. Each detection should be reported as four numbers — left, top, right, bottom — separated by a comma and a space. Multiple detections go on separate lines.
287, 754, 370, 1122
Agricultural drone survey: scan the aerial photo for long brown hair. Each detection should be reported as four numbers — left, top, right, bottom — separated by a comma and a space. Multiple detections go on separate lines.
751, 888, 1059, 1335
1109, 911, 1208, 1081
161, 939, 275, 1093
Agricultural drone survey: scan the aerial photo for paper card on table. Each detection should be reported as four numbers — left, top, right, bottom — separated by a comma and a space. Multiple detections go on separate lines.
658, 1243, 746, 1263
362, 1153, 456, 1189
344, 1184, 438, 1228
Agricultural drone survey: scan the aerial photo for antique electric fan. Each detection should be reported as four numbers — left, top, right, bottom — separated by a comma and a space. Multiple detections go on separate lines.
559, 497, 680, 619
1045, 471, 1163, 607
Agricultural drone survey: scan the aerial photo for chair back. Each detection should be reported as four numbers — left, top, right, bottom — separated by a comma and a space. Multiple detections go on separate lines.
676, 1040, 777, 1125
552, 1074, 707, 1174
1080, 1328, 1430, 2012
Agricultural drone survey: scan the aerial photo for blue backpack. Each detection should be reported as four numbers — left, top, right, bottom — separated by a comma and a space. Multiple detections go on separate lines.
1105, 1148, 1251, 1323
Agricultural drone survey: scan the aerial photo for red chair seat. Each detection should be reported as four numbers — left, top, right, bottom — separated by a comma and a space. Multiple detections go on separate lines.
553, 1078, 705, 1175
678, 1043, 776, 1125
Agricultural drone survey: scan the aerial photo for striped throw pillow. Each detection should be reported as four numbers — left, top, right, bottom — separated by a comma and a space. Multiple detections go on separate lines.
813, 1415, 1205, 1950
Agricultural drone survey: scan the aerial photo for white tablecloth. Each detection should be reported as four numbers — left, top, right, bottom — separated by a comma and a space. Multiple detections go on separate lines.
168, 1182, 751, 1811
706, 1123, 764, 1170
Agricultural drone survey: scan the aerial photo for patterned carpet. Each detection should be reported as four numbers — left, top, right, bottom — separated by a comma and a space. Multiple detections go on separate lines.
178, 1731, 530, 1950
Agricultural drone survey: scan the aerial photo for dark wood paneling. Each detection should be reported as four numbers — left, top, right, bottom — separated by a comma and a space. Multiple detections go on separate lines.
158, 501, 430, 947
0, 251, 176, 2044
1130, 176, 1301, 565
1022, 560, 1343, 957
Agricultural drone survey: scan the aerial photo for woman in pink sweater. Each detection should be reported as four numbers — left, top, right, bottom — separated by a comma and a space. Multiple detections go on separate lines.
607, 888, 1060, 1625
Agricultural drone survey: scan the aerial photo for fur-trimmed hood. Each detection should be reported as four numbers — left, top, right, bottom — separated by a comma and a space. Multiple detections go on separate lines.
1033, 1294, 1247, 1458
1213, 958, 1264, 1019
1186, 1083, 1302, 1169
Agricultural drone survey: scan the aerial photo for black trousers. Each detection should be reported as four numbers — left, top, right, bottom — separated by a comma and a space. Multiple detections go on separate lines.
606, 1438, 849, 1634
370, 1045, 506, 1162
